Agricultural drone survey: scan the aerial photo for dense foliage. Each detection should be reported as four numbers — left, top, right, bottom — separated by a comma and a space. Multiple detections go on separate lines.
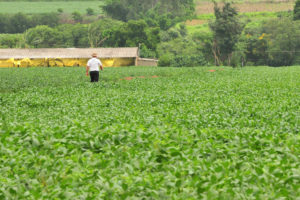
103, 0, 195, 23
0, 13, 59, 34
0, 67, 299, 199
241, 18, 300, 66
157, 26, 208, 67
0, 34, 24, 48
21, 19, 161, 50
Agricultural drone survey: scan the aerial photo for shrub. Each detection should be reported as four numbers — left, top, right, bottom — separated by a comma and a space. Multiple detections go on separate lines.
158, 54, 173, 67
171, 55, 207, 67
157, 35, 209, 66
1, 13, 60, 34
139, 44, 157, 58
86, 8, 95, 16
72, 11, 83, 23
26, 25, 64, 48
230, 51, 244, 67
0, 34, 23, 48
32, 13, 60, 28
102, 1, 129, 21
8, 13, 31, 33
0, 14, 9, 33
87, 18, 123, 47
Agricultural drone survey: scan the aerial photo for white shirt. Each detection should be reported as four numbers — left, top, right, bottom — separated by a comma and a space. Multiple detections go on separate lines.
87, 58, 102, 71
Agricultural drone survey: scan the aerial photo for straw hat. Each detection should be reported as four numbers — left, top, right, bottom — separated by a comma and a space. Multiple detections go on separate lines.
92, 53, 97, 57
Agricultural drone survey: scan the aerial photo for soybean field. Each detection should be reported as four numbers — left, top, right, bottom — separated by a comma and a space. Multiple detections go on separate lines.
0, 66, 299, 199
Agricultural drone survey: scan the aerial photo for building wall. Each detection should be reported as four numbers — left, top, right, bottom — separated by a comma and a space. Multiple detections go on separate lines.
137, 58, 158, 66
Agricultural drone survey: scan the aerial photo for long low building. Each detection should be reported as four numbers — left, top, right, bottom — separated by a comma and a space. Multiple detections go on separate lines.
0, 47, 139, 68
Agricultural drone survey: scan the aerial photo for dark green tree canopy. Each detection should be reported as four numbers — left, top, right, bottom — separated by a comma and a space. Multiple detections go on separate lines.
294, 0, 300, 20
209, 2, 244, 65
103, 0, 195, 22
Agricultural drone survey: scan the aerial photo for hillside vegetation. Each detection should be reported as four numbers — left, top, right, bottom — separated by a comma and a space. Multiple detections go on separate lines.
1, 0, 300, 67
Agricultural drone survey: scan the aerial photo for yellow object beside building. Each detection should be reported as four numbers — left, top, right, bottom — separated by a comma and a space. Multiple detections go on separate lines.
0, 58, 14, 68
30, 58, 49, 67
0, 58, 135, 68
0, 48, 139, 68
19, 58, 32, 67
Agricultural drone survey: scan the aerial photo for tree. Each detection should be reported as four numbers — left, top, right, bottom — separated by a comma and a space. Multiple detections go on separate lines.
69, 24, 89, 47
86, 8, 95, 16
263, 18, 300, 66
112, 20, 149, 47
55, 24, 76, 47
88, 19, 122, 47
1, 13, 60, 34
102, 1, 129, 21
55, 24, 89, 48
8, 13, 31, 33
157, 36, 207, 67
26, 25, 63, 48
294, 0, 300, 20
242, 26, 268, 66
241, 17, 300, 66
209, 2, 244, 66
32, 13, 60, 27
0, 14, 9, 33
146, 27, 160, 50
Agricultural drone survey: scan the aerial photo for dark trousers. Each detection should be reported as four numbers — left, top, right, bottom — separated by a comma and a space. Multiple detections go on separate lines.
90, 71, 99, 82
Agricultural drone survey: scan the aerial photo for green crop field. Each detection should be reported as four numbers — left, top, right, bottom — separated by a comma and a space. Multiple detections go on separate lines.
0, 66, 299, 199
0, 1, 104, 14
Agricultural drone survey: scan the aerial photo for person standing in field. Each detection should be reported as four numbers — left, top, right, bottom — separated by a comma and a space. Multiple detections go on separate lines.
86, 53, 103, 82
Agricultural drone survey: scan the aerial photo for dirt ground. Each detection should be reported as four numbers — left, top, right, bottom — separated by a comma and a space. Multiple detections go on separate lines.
185, 19, 208, 26
196, 1, 295, 14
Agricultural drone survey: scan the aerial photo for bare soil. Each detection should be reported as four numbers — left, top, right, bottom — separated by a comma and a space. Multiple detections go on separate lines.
196, 1, 294, 14
185, 19, 207, 26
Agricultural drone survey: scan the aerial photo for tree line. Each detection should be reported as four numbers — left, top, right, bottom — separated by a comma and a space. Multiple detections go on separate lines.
103, 0, 194, 23
0, 13, 59, 33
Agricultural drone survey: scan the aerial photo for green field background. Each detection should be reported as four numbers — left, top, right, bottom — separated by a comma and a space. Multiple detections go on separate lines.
0, 1, 104, 13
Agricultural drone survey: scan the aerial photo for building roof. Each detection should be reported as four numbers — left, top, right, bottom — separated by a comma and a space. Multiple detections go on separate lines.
0, 48, 139, 59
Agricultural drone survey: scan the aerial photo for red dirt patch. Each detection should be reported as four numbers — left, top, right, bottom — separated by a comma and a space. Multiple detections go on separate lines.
185, 19, 207, 26
208, 70, 216, 72
120, 75, 159, 81
124, 77, 134, 80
